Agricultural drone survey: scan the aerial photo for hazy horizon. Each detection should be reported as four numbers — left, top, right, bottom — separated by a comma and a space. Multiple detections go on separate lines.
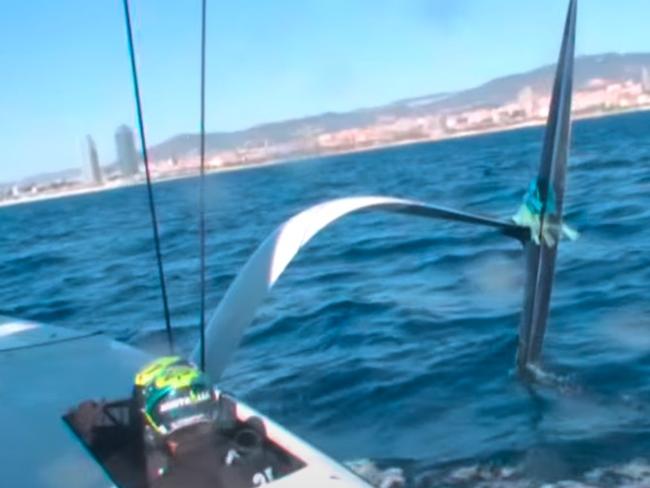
2, 0, 649, 181
2, 50, 649, 186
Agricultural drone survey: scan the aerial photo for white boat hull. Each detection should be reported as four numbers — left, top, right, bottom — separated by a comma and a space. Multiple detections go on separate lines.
0, 316, 371, 487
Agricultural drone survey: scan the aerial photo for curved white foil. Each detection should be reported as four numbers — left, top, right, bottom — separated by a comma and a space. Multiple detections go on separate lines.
194, 196, 522, 380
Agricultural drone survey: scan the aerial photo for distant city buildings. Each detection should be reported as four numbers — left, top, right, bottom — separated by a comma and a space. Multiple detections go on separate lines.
115, 125, 140, 177
3, 72, 650, 206
304, 77, 650, 158
83, 76, 650, 183
642, 67, 650, 92
83, 135, 103, 185
518, 86, 535, 118
142, 75, 650, 177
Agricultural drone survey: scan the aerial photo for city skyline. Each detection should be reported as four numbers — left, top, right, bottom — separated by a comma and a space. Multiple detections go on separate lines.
2, 68, 648, 206
2, 0, 650, 181
3, 51, 650, 191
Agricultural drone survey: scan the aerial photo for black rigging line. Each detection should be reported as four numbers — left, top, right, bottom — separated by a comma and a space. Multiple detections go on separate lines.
199, 0, 208, 371
121, 0, 174, 353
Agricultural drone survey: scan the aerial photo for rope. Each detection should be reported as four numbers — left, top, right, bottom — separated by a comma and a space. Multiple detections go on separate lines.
199, 0, 208, 371
121, 0, 174, 353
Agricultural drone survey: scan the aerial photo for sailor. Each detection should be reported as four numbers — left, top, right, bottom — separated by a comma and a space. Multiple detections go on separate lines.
133, 357, 219, 479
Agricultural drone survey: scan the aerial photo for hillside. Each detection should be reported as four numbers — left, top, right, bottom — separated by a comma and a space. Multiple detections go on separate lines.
148, 52, 650, 161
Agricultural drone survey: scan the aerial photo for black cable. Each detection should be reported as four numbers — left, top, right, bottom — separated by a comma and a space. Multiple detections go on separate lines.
121, 0, 174, 353
199, 0, 208, 371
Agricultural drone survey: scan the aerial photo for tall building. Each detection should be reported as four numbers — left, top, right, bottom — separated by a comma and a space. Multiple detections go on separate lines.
115, 125, 140, 177
642, 67, 650, 93
517, 86, 535, 118
83, 135, 103, 185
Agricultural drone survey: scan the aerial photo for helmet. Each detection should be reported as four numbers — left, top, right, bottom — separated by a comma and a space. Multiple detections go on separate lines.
134, 356, 191, 390
134, 357, 217, 437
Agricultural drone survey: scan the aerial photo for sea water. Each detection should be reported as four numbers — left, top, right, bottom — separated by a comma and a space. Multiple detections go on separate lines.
2, 111, 650, 487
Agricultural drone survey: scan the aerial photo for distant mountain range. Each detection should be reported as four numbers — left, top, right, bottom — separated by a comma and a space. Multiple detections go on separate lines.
8, 52, 650, 186
148, 52, 650, 162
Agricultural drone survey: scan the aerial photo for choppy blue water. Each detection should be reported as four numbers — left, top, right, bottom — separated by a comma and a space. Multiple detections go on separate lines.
2, 111, 650, 486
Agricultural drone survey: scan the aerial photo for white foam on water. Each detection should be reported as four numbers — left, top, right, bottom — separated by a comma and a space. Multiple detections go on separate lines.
0, 321, 38, 338
345, 459, 406, 488
412, 458, 650, 488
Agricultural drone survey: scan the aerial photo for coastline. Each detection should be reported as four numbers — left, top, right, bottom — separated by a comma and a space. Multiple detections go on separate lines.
2, 106, 648, 210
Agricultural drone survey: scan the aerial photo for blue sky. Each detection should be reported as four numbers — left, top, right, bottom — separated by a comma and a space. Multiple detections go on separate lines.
0, 0, 648, 182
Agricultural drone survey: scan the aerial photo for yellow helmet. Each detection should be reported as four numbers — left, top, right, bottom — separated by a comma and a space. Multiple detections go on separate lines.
134, 356, 190, 389
137, 360, 216, 436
